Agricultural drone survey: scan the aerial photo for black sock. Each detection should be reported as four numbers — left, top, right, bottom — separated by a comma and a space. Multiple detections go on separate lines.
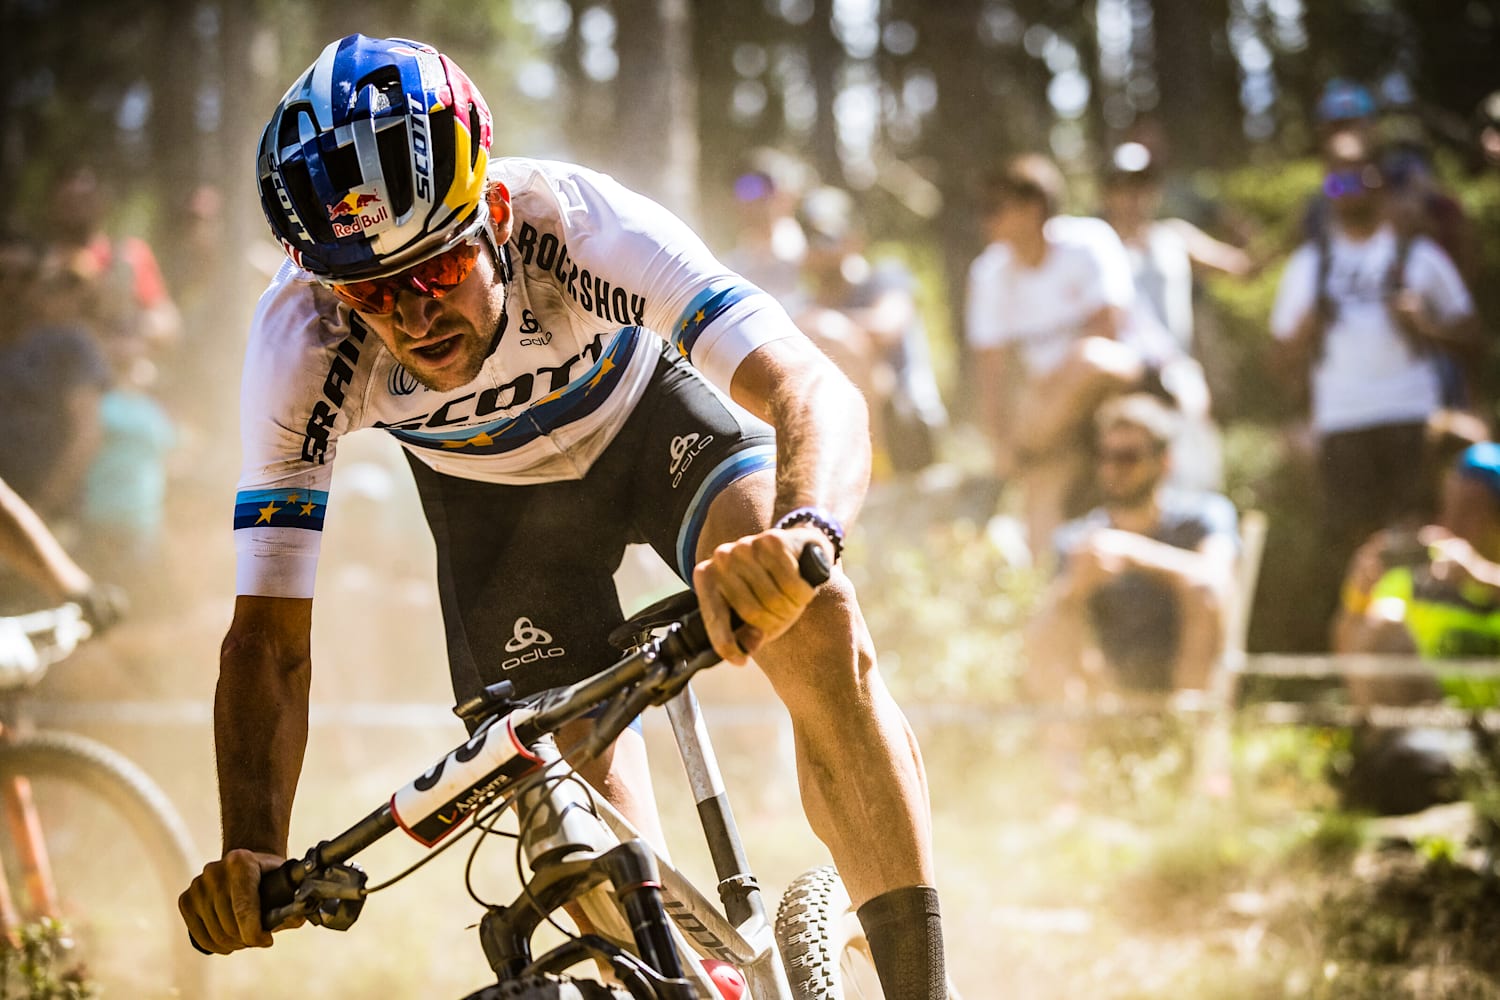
856, 884, 947, 999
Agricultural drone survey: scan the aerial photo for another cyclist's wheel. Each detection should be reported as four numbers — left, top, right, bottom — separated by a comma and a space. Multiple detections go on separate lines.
0, 730, 206, 998
776, 865, 882, 998
461, 975, 634, 999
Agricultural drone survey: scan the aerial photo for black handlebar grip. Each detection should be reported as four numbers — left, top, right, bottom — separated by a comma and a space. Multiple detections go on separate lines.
798, 542, 833, 587
259, 859, 301, 927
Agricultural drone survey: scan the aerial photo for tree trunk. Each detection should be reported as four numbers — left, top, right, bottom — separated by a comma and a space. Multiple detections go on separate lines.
1151, 0, 1242, 168
613, 0, 699, 222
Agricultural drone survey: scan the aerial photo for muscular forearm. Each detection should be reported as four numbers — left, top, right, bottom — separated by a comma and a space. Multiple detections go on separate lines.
735, 340, 871, 527
771, 366, 869, 524
215, 636, 311, 856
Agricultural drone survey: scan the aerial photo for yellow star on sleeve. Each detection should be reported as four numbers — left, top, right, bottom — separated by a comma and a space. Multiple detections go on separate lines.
300, 502, 318, 516
586, 356, 617, 391
695, 309, 705, 323
285, 493, 300, 504
256, 502, 283, 525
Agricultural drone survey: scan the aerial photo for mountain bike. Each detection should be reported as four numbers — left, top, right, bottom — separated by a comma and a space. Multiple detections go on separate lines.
257, 545, 888, 998
0, 603, 205, 997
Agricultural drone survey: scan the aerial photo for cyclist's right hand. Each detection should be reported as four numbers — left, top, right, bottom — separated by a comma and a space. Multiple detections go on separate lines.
179, 848, 286, 954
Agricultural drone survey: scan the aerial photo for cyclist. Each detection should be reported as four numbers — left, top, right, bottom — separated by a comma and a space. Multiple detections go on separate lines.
178, 34, 947, 997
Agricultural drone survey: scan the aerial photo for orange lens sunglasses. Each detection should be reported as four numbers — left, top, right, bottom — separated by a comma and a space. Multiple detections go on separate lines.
327, 232, 485, 315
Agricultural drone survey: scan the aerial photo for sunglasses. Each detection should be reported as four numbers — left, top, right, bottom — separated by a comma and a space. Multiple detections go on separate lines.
326, 225, 492, 315
1323, 167, 1379, 200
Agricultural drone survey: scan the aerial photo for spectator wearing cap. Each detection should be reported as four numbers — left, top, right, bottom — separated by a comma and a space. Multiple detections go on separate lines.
1317, 78, 1380, 143
965, 154, 1146, 555
1272, 127, 1481, 635
793, 187, 948, 476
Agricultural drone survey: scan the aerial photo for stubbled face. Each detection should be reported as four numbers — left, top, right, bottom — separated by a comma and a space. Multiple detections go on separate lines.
1096, 425, 1167, 508
354, 245, 509, 392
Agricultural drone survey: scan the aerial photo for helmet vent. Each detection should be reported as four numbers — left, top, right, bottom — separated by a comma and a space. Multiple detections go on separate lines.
430, 105, 456, 200
467, 106, 483, 169
282, 161, 335, 246
375, 121, 414, 217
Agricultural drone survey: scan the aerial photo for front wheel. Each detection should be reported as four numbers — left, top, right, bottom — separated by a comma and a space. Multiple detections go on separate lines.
775, 866, 882, 999
460, 975, 636, 999
0, 729, 206, 998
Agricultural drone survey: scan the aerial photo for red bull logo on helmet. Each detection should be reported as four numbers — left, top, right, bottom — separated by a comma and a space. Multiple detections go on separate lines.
325, 188, 390, 238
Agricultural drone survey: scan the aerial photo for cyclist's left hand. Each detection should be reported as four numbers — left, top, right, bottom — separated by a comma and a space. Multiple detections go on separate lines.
693, 526, 829, 665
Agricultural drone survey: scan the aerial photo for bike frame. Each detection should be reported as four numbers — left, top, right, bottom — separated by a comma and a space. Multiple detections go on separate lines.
267, 617, 806, 999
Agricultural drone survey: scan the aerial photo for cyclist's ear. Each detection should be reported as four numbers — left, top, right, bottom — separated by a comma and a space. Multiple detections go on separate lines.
486, 183, 513, 242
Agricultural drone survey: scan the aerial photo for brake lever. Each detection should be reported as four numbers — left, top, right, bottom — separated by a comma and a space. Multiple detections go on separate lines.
266, 862, 369, 932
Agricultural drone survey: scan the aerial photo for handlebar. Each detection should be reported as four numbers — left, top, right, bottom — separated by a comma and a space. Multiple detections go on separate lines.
239, 542, 832, 945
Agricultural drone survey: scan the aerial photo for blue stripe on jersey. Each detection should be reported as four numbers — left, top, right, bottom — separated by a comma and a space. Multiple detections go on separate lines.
674, 444, 778, 580
387, 327, 642, 456
233, 488, 331, 531
671, 284, 756, 361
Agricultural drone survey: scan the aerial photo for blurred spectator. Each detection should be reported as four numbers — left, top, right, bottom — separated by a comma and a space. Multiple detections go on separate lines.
965, 153, 1148, 555
1271, 127, 1481, 626
1023, 394, 1239, 704
35, 166, 181, 376
722, 148, 810, 307
793, 187, 947, 476
1100, 141, 1255, 491
0, 235, 109, 521
1316, 78, 1381, 145
1331, 408, 1489, 657
1101, 142, 1254, 356
1337, 441, 1500, 662
1328, 441, 1500, 816
78, 344, 175, 601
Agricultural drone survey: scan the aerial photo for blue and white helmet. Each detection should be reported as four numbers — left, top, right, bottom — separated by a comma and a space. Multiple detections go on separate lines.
256, 34, 494, 281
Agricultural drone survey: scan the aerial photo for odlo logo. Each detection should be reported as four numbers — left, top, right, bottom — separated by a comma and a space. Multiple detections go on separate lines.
669, 433, 714, 489
501, 617, 565, 671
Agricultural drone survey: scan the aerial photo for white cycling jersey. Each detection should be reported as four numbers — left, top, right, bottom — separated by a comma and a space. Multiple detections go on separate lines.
235, 158, 799, 599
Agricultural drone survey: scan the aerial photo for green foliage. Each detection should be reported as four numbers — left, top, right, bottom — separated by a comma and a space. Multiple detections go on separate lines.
0, 920, 93, 1000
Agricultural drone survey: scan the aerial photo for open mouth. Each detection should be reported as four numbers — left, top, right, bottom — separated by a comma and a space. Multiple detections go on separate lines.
410, 336, 462, 367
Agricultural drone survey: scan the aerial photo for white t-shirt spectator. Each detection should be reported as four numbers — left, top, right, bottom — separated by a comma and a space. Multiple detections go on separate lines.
965, 216, 1135, 376
1271, 226, 1474, 435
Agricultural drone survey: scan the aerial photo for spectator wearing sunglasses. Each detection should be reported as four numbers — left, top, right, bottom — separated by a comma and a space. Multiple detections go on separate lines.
1023, 393, 1239, 705
1271, 127, 1480, 642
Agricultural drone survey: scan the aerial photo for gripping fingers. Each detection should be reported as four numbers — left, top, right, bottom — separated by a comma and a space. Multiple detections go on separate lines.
695, 534, 817, 662
180, 850, 277, 954
230, 852, 275, 947
694, 565, 747, 664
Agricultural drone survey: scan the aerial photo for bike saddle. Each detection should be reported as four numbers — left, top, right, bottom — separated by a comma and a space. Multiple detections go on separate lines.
608, 590, 698, 651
